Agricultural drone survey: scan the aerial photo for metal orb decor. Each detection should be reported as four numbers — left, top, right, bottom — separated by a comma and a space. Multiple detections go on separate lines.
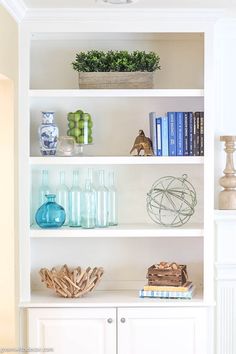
146, 174, 197, 227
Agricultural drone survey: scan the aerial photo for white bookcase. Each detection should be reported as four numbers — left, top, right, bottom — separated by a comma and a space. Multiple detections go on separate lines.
18, 9, 217, 353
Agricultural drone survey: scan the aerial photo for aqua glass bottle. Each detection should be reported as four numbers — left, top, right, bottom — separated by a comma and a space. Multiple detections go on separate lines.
108, 171, 118, 226
38, 170, 50, 207
96, 170, 109, 228
69, 170, 81, 227
35, 194, 65, 228
81, 179, 96, 229
56, 171, 69, 226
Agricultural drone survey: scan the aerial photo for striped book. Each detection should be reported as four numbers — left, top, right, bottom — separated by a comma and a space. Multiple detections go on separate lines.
139, 284, 195, 299
144, 281, 192, 292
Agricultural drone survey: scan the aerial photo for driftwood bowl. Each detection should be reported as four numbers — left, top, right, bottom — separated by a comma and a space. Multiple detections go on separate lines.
39, 264, 104, 298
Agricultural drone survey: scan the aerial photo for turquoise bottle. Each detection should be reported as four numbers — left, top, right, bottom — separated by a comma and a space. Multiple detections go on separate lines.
56, 171, 69, 226
96, 170, 109, 228
81, 179, 96, 229
35, 194, 65, 228
69, 170, 81, 227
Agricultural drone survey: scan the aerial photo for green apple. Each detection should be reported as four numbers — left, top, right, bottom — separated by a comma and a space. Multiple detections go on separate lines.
78, 136, 84, 144
74, 112, 81, 122
67, 129, 71, 136
78, 120, 84, 129
67, 112, 74, 121
73, 128, 81, 137
88, 136, 93, 144
76, 109, 84, 116
82, 113, 91, 121
68, 121, 75, 129
88, 121, 93, 128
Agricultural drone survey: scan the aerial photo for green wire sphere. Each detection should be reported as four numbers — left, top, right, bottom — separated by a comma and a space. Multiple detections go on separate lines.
146, 174, 197, 228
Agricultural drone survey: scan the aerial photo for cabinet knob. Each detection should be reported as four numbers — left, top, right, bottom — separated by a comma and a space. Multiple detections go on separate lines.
120, 317, 126, 323
107, 318, 113, 324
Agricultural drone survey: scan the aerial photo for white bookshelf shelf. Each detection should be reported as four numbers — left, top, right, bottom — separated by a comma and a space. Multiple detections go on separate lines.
20, 289, 206, 308
29, 89, 204, 98
30, 223, 204, 238
30, 156, 204, 166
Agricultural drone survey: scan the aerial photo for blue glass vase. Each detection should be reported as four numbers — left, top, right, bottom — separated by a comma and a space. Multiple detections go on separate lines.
35, 194, 65, 228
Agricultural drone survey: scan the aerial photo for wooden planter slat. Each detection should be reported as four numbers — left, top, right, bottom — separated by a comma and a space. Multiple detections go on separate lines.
78, 72, 154, 89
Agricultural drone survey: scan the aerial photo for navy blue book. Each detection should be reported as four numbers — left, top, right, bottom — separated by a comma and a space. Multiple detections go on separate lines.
195, 112, 201, 156
156, 117, 162, 156
149, 112, 157, 156
188, 112, 194, 156
193, 113, 197, 156
183, 112, 189, 156
167, 112, 176, 156
176, 112, 184, 156
199, 112, 204, 156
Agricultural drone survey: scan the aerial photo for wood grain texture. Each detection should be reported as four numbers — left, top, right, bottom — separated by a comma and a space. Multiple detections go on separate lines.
78, 72, 154, 89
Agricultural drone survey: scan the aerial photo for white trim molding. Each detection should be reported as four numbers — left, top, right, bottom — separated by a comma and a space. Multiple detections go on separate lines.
0, 0, 27, 22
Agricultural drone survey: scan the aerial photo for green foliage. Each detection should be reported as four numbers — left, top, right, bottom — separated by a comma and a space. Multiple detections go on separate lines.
72, 50, 161, 72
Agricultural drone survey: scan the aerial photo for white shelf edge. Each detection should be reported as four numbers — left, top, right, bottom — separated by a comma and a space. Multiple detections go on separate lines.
29, 89, 204, 98
30, 223, 204, 238
20, 289, 211, 309
214, 209, 236, 220
30, 156, 204, 166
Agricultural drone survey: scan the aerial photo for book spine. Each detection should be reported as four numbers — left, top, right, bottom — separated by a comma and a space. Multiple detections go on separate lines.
195, 112, 200, 156
200, 112, 204, 156
183, 112, 189, 156
139, 288, 194, 299
176, 112, 184, 156
188, 112, 194, 156
193, 113, 197, 156
156, 117, 162, 156
149, 112, 157, 156
167, 112, 176, 156
161, 116, 169, 156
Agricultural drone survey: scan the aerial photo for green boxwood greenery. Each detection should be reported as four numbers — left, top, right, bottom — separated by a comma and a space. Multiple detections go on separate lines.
72, 50, 161, 72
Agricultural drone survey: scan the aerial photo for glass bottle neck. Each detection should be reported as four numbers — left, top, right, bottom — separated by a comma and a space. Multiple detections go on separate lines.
84, 179, 92, 191
60, 171, 66, 185
108, 171, 115, 187
42, 170, 49, 186
98, 170, 105, 186
72, 171, 79, 186
46, 194, 56, 202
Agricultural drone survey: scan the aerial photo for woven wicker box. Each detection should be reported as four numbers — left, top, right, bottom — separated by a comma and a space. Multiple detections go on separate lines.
78, 72, 154, 89
147, 264, 188, 287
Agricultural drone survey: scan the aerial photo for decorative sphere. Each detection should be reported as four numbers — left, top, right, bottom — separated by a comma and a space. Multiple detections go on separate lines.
146, 174, 197, 227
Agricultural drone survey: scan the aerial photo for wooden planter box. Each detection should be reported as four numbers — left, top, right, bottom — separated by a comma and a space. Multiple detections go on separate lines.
147, 264, 188, 286
78, 72, 154, 89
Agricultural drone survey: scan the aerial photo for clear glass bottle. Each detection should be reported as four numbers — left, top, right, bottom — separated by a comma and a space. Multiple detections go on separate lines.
35, 194, 65, 229
81, 179, 96, 229
38, 170, 50, 207
69, 170, 81, 227
108, 171, 118, 226
39, 111, 59, 156
56, 171, 69, 226
96, 170, 109, 228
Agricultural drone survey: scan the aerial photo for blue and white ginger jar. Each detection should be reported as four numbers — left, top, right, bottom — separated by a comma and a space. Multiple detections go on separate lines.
39, 111, 59, 156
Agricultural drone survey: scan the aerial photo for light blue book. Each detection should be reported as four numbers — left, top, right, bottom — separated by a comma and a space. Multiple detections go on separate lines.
149, 112, 157, 156
161, 116, 168, 156
156, 117, 162, 156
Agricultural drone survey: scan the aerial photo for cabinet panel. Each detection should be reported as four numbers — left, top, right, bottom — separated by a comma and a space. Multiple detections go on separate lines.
28, 308, 116, 354
118, 307, 207, 354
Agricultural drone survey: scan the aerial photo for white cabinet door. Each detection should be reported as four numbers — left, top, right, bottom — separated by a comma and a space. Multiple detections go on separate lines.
118, 307, 208, 354
28, 308, 116, 354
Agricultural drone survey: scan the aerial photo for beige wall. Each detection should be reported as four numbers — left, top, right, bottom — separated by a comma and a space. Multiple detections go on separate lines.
0, 5, 18, 347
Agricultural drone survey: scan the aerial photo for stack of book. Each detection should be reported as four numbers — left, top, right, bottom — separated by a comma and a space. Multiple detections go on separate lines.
149, 111, 204, 157
139, 281, 195, 299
